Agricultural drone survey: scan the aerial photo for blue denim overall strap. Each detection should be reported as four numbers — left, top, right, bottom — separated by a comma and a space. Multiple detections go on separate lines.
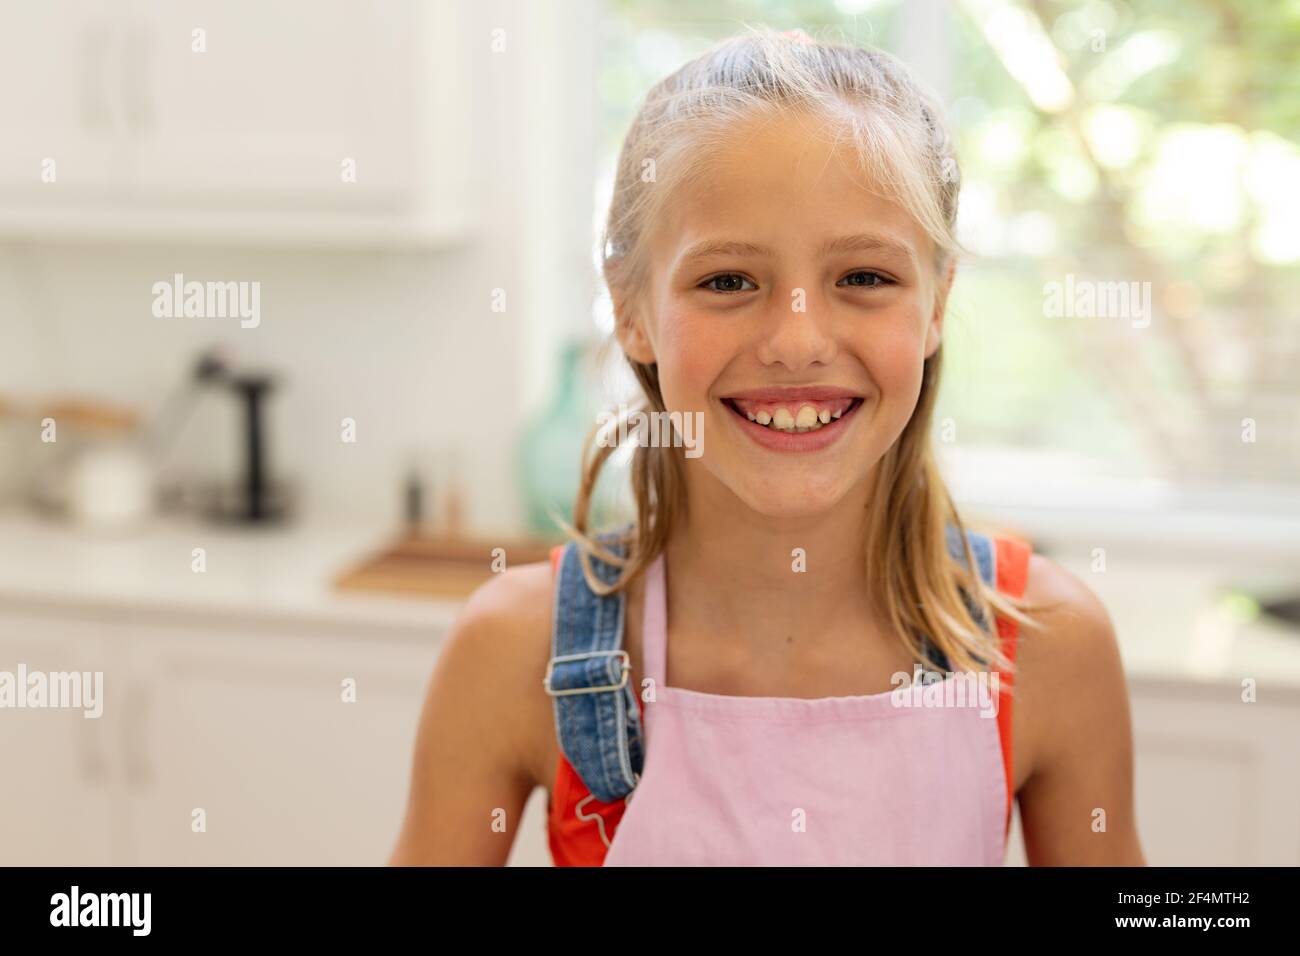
545, 530, 645, 803
920, 524, 999, 671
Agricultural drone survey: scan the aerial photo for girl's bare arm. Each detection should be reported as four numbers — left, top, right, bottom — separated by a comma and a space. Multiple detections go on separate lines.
1016, 555, 1147, 866
388, 563, 554, 865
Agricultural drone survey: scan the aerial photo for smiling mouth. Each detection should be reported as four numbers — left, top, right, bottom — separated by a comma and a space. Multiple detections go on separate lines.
721, 395, 865, 434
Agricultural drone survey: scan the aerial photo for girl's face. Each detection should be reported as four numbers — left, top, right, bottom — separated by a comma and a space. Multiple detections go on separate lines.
619, 109, 952, 520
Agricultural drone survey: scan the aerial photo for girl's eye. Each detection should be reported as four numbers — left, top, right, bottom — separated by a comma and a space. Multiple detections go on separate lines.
837, 270, 893, 289
701, 273, 757, 293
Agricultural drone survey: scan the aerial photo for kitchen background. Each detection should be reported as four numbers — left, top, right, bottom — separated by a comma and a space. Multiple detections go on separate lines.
1, 0, 1297, 867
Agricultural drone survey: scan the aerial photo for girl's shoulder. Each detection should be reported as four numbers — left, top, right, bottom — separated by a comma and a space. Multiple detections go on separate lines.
1012, 550, 1128, 778
456, 558, 555, 631
435, 560, 559, 786
444, 560, 555, 673
1018, 551, 1119, 667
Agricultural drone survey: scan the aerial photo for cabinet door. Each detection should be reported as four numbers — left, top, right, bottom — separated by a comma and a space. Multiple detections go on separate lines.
0, 0, 127, 198
125, 625, 437, 865
1129, 681, 1300, 866
0, 611, 120, 865
125, 0, 416, 208
1001, 680, 1300, 866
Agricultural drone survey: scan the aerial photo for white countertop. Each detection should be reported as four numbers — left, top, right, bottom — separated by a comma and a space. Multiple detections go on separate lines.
0, 507, 463, 639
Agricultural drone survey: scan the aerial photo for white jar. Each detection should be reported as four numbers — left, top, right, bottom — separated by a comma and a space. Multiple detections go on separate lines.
68, 441, 153, 528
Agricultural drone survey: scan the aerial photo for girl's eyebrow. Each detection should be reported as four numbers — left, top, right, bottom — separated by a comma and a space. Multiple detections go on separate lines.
676, 233, 916, 269
820, 232, 917, 265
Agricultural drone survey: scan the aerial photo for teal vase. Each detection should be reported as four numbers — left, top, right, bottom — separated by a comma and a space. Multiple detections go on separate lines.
519, 339, 637, 536
519, 340, 597, 536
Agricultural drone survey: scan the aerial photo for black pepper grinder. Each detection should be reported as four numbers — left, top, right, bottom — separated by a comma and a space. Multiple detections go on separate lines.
194, 350, 289, 525
404, 466, 425, 536
230, 372, 280, 523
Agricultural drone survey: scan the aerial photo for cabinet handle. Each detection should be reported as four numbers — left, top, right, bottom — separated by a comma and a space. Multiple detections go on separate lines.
80, 21, 114, 132
123, 683, 153, 787
77, 704, 109, 784
123, 19, 153, 134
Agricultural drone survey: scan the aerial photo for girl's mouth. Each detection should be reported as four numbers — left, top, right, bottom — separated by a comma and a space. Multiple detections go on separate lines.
719, 392, 866, 451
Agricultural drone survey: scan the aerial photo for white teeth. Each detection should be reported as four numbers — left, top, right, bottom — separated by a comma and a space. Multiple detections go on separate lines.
761, 405, 825, 433
740, 402, 851, 433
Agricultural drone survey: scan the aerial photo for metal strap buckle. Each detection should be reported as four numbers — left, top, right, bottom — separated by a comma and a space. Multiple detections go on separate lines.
543, 650, 631, 697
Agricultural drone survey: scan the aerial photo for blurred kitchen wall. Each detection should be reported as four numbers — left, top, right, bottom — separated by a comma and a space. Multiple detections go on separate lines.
0, 0, 600, 533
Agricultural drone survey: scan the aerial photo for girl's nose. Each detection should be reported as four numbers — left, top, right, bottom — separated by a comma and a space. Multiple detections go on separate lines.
754, 289, 838, 371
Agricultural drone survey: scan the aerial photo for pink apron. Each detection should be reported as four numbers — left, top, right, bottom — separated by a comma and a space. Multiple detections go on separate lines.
602, 552, 1009, 866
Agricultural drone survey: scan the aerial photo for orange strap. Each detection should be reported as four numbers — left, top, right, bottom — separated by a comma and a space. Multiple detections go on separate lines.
993, 534, 1032, 836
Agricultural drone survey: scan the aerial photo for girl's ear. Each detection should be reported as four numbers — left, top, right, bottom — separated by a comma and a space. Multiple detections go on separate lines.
613, 294, 656, 365
924, 258, 957, 359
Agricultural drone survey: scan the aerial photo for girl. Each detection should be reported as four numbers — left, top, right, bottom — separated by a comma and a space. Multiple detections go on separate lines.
390, 26, 1144, 866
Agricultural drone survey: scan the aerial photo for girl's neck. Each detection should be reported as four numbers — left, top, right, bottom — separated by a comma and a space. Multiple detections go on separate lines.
662, 467, 880, 640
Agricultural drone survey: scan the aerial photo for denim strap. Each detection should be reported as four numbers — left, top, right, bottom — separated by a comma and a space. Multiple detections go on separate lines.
546, 531, 645, 803
922, 524, 999, 670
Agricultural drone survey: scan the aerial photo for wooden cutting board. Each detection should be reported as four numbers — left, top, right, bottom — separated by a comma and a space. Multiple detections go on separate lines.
333, 534, 558, 599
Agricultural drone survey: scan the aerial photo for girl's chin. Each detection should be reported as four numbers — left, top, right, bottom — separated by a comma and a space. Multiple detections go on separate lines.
729, 479, 850, 520
690, 442, 883, 518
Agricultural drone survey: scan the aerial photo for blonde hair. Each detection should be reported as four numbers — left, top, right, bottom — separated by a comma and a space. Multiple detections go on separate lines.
567, 25, 1044, 678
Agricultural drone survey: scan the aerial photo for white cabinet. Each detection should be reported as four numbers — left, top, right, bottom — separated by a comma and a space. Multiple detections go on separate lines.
124, 624, 436, 865
0, 0, 125, 197
126, 0, 414, 208
1002, 676, 1300, 866
0, 604, 445, 866
0, 611, 119, 865
1128, 679, 1300, 866
0, 0, 472, 243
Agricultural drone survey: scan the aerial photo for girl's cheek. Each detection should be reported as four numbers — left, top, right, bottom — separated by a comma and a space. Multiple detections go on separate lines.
881, 339, 927, 392
848, 324, 918, 393
659, 308, 733, 403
